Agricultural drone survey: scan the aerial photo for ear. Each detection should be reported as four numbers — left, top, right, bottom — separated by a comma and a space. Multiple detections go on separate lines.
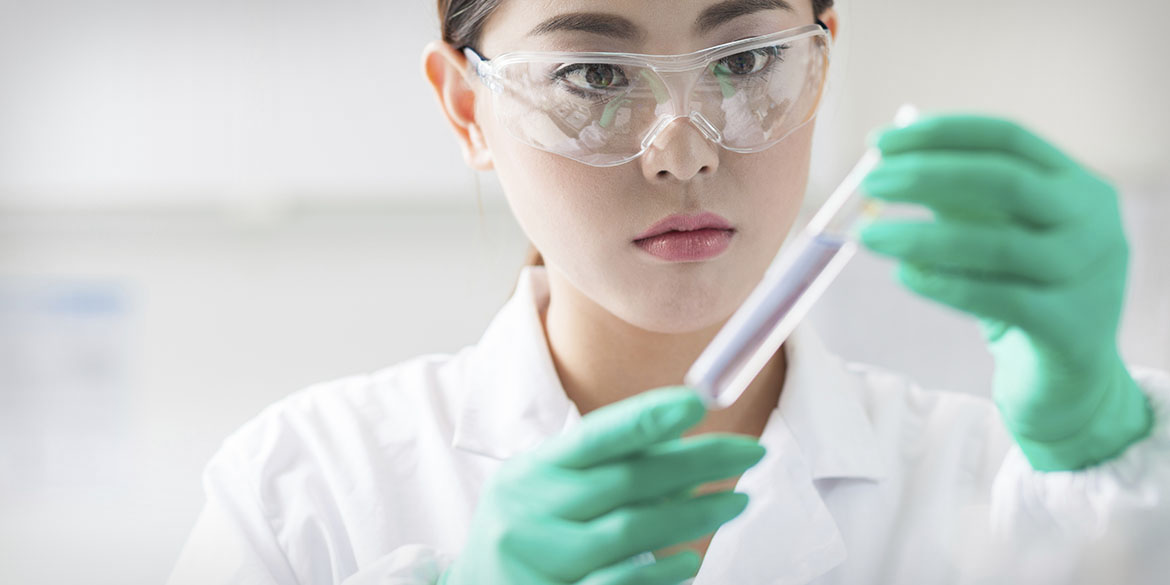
421, 40, 494, 171
818, 7, 839, 42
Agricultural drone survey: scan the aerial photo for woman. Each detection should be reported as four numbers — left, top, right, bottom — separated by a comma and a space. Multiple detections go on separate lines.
167, 1, 1170, 584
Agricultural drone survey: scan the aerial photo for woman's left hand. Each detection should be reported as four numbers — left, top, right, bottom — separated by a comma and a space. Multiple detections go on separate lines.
859, 114, 1152, 471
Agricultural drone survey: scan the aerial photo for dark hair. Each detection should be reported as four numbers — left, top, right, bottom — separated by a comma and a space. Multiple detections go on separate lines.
437, 0, 836, 268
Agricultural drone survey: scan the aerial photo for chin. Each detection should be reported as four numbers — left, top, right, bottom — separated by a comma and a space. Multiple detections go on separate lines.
627, 312, 727, 336
616, 288, 737, 335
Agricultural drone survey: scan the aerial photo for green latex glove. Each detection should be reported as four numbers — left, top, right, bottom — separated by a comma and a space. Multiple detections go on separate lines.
440, 386, 765, 585
859, 114, 1153, 472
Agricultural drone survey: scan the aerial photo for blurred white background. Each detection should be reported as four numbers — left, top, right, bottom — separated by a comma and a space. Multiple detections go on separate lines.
1, 1, 1167, 583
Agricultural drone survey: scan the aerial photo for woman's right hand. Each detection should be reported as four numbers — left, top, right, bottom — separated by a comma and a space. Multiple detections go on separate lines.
439, 386, 766, 585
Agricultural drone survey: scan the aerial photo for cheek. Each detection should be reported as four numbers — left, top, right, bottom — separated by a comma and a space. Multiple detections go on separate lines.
485, 128, 633, 262
731, 129, 814, 251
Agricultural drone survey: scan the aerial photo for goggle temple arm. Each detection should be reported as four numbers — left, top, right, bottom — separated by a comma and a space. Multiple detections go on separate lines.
460, 46, 501, 92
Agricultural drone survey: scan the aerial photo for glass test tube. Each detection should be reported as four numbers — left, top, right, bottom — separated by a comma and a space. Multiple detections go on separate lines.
685, 104, 920, 409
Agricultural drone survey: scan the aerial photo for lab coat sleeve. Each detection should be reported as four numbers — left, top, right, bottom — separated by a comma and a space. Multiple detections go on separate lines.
987, 366, 1170, 581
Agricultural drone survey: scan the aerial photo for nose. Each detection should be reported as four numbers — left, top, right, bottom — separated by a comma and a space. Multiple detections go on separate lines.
639, 117, 720, 182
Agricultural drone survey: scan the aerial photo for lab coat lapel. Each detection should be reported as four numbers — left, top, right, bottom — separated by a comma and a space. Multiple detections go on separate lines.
697, 325, 888, 584
451, 266, 575, 460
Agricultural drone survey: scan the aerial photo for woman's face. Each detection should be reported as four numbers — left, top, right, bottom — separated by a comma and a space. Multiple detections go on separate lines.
474, 0, 833, 334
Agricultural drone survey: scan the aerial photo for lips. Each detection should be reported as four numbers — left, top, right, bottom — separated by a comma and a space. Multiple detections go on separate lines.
634, 228, 734, 262
633, 212, 734, 241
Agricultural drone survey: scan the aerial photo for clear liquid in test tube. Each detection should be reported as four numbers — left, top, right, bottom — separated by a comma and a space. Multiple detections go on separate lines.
685, 104, 920, 409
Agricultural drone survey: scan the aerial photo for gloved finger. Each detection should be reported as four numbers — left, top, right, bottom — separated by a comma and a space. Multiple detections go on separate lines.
579, 551, 701, 585
861, 151, 1087, 228
481, 512, 590, 581
535, 386, 706, 469
524, 491, 745, 580
892, 262, 1059, 333
860, 219, 1110, 285
551, 434, 766, 521
867, 114, 1076, 173
559, 491, 748, 580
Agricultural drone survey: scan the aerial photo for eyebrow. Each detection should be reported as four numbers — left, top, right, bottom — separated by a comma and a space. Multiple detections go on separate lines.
527, 0, 797, 41
696, 0, 797, 35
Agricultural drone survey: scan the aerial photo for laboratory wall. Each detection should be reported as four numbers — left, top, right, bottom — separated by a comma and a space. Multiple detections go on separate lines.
1, 1, 1168, 584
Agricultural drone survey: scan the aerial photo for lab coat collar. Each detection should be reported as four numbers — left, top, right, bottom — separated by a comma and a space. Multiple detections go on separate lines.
452, 265, 887, 483
451, 266, 576, 459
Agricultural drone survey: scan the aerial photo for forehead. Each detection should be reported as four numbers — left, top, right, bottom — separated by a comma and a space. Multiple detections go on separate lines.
480, 0, 811, 55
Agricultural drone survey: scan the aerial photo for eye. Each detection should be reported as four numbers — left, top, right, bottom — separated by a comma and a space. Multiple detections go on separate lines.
713, 44, 787, 76
552, 63, 630, 93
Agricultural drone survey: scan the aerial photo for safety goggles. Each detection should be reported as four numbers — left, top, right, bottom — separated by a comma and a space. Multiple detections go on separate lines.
462, 22, 831, 167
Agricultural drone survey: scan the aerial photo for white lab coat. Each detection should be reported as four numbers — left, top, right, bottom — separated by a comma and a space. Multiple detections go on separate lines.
166, 266, 1170, 585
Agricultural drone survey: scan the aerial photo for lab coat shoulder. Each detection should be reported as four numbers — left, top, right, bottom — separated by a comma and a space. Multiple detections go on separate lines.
169, 349, 475, 585
218, 348, 467, 467
211, 348, 465, 510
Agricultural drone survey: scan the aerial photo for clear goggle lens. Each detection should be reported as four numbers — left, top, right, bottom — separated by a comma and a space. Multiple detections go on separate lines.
466, 24, 831, 166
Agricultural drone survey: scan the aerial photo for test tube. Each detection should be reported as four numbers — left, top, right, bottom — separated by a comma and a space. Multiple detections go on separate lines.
685, 104, 920, 409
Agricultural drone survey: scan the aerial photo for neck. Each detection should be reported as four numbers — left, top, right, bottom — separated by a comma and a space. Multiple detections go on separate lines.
541, 268, 786, 438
